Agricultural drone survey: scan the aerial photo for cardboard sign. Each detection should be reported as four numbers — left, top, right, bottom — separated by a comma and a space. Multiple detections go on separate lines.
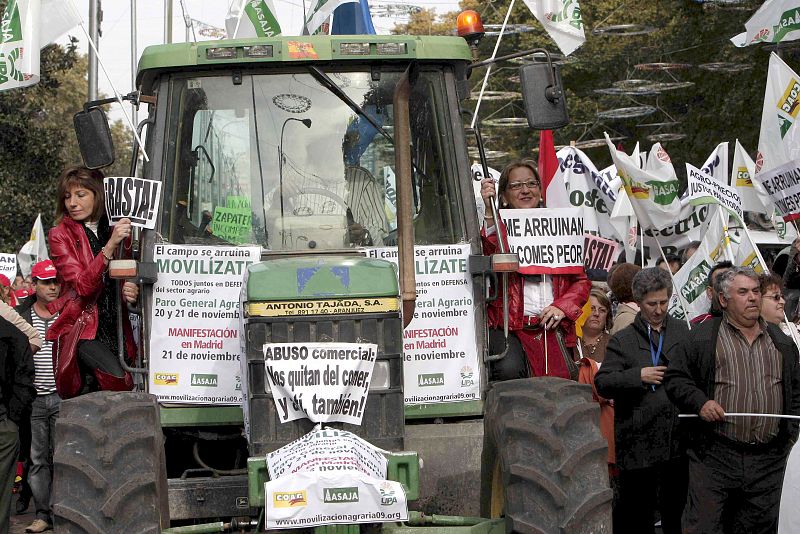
756, 158, 800, 221
103, 176, 162, 229
499, 207, 585, 274
265, 470, 407, 529
263, 342, 377, 425
583, 235, 619, 272
267, 429, 387, 480
686, 164, 744, 221
0, 254, 16, 281
366, 245, 481, 406
212, 207, 253, 244
148, 244, 260, 404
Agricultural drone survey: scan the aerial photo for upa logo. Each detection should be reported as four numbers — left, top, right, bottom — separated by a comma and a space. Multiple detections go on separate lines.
379, 482, 398, 506
418, 373, 445, 387
736, 167, 753, 187
460, 366, 474, 388
154, 373, 179, 386
191, 374, 218, 387
777, 78, 800, 138
323, 487, 359, 503
273, 491, 307, 508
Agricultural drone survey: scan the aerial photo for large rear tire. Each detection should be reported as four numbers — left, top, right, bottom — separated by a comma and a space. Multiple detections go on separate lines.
480, 378, 612, 533
52, 391, 170, 533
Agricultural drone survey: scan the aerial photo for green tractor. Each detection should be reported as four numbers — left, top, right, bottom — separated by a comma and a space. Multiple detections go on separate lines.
55, 20, 611, 534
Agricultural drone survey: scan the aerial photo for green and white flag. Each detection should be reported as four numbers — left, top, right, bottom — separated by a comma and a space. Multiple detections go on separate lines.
226, 0, 282, 38
756, 52, 800, 177
522, 0, 585, 56
0, 0, 40, 91
305, 0, 359, 36
731, 139, 770, 214
605, 134, 682, 231
732, 0, 800, 47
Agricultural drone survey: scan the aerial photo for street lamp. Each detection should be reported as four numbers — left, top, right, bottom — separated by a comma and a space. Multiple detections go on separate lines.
278, 117, 312, 248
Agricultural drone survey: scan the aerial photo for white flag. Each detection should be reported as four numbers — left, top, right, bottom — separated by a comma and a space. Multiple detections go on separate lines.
756, 53, 800, 176
40, 0, 81, 45
732, 0, 800, 47
606, 134, 682, 231
731, 139, 770, 214
0, 0, 41, 91
700, 142, 729, 185
226, 0, 282, 38
305, 0, 359, 36
522, 0, 585, 56
17, 213, 48, 277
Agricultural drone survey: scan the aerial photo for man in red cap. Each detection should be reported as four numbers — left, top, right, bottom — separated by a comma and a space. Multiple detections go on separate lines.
15, 260, 60, 533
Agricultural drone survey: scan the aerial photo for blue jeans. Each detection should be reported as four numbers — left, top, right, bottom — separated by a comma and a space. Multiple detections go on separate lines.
29, 393, 60, 523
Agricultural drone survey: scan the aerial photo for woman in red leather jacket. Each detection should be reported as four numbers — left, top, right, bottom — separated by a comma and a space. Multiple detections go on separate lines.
480, 160, 591, 380
45, 166, 139, 393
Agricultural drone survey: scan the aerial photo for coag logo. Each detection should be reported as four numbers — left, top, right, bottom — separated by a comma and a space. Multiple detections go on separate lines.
154, 373, 179, 386
273, 491, 307, 508
735, 167, 753, 187
191, 374, 218, 387
777, 79, 800, 138
418, 373, 444, 387
379, 482, 398, 506
323, 487, 359, 503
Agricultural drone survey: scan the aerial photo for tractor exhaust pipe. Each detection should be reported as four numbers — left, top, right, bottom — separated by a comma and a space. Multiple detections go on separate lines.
394, 63, 418, 328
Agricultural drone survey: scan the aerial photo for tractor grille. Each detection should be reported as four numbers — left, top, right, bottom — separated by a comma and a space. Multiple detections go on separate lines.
245, 312, 404, 455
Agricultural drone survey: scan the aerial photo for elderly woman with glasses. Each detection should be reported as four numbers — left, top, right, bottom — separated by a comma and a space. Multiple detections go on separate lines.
760, 273, 800, 344
480, 160, 590, 380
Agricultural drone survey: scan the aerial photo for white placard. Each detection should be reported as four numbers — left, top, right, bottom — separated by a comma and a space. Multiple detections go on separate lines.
0, 254, 16, 281
103, 176, 163, 229
686, 163, 744, 221
366, 244, 481, 406
265, 470, 407, 529
499, 207, 585, 274
263, 342, 377, 424
267, 428, 387, 480
756, 158, 800, 221
149, 244, 260, 404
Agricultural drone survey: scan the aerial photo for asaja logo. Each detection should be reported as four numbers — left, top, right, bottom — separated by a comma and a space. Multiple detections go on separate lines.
777, 79, 800, 138
273, 491, 307, 508
191, 374, 218, 387
154, 373, 179, 386
773, 9, 800, 42
379, 482, 398, 506
646, 180, 679, 205
735, 167, 753, 187
323, 487, 359, 503
460, 366, 474, 388
418, 373, 444, 387
680, 260, 711, 304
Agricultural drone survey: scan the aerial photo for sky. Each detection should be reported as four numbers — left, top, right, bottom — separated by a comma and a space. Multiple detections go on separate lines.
60, 0, 462, 122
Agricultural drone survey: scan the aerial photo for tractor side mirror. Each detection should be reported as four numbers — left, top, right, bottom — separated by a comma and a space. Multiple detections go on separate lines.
519, 62, 569, 130
73, 107, 115, 169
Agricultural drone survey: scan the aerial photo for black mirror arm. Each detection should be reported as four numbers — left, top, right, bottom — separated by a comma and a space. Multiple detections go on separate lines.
468, 48, 560, 100
83, 91, 145, 112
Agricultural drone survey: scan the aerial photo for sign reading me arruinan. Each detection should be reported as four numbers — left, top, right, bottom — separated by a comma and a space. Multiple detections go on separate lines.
499, 207, 585, 274
756, 158, 800, 221
103, 177, 162, 229
263, 342, 377, 425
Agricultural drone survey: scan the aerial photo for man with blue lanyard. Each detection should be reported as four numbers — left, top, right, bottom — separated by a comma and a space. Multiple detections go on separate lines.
596, 267, 689, 534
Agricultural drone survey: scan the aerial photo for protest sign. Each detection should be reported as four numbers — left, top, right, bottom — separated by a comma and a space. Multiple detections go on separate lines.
103, 177, 162, 229
686, 163, 744, 222
263, 342, 377, 424
267, 428, 387, 480
0, 254, 16, 281
149, 244, 260, 404
755, 157, 800, 221
584, 235, 620, 272
499, 207, 584, 274
212, 207, 253, 244
366, 244, 480, 406
265, 470, 407, 529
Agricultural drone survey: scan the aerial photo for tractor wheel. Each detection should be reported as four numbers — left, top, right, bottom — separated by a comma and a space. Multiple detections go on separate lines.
52, 391, 170, 533
480, 377, 612, 533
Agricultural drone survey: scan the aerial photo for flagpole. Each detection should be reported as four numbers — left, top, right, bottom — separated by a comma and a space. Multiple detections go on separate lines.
66, 0, 150, 162
639, 224, 645, 267
542, 276, 548, 375
232, 0, 248, 38
716, 207, 735, 263
653, 235, 692, 329
470, 0, 516, 129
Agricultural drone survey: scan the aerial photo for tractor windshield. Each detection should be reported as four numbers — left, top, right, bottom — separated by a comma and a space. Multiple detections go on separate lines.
159, 67, 466, 251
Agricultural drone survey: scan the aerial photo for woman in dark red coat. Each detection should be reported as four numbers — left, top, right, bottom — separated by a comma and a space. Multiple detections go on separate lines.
480, 160, 591, 380
45, 166, 139, 393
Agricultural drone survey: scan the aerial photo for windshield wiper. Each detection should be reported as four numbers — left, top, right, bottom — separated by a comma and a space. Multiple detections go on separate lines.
306, 66, 394, 144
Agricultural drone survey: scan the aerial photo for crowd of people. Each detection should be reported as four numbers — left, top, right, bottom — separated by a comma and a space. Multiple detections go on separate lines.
481, 160, 800, 534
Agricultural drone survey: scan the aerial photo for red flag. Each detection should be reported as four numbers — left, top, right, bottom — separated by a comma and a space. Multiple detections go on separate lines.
538, 130, 558, 204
